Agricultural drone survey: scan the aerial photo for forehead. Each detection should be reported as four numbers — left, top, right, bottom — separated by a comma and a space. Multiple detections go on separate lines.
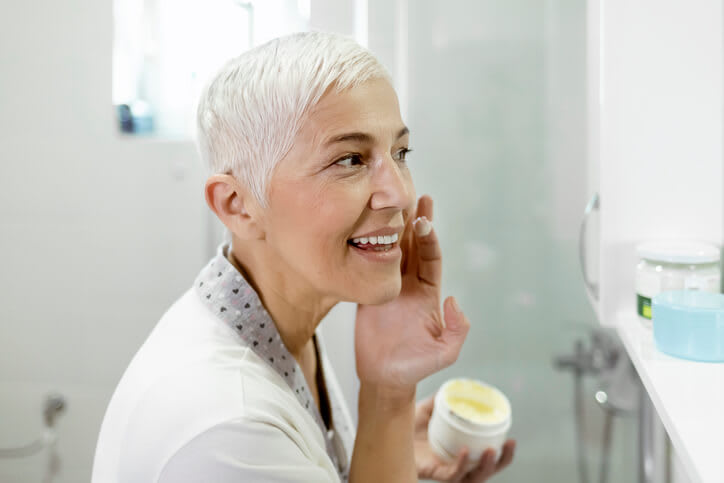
302, 78, 406, 146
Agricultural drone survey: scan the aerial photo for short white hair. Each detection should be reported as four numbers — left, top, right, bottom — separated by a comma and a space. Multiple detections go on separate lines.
196, 31, 391, 209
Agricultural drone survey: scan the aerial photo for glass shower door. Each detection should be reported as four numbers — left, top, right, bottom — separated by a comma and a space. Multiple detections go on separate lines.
399, 1, 637, 481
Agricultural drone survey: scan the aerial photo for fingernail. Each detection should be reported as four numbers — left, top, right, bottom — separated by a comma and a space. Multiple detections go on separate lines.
413, 216, 432, 237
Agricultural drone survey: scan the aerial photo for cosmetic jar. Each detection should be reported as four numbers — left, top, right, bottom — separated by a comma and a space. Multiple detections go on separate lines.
636, 241, 721, 328
428, 378, 512, 472
653, 290, 724, 362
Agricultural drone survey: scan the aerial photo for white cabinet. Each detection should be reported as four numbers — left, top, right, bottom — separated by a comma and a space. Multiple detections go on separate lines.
587, 0, 723, 326
586, 2, 724, 482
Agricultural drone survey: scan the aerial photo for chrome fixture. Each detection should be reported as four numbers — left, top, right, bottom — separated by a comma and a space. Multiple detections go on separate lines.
0, 393, 66, 459
555, 328, 639, 483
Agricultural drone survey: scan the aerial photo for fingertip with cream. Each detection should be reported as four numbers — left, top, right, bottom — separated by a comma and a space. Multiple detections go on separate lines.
413, 216, 432, 237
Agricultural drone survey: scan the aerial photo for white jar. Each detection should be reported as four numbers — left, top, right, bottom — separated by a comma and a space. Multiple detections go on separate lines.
428, 378, 512, 472
636, 241, 721, 328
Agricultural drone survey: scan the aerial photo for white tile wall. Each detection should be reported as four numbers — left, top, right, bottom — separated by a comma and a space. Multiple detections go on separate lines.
0, 1, 209, 481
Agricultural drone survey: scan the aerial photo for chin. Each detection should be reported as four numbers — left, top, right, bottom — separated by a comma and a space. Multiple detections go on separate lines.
356, 277, 401, 305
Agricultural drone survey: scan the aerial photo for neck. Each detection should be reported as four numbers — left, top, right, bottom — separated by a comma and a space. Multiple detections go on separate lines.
226, 238, 338, 361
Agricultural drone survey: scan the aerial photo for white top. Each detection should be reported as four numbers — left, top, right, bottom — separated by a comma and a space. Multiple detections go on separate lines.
92, 244, 355, 482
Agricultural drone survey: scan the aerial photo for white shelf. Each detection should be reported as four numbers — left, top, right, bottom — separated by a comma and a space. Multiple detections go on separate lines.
615, 312, 724, 483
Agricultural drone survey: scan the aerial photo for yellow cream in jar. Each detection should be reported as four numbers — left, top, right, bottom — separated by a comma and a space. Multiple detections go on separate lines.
444, 379, 509, 424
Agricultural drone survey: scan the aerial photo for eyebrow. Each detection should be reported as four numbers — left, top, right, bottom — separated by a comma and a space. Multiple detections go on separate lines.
324, 126, 409, 147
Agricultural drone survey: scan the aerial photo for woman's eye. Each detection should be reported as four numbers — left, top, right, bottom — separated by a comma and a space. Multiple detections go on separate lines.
334, 154, 364, 168
394, 147, 413, 162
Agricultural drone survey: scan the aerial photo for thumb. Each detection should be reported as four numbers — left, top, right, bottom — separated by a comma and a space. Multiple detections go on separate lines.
439, 297, 470, 366
417, 392, 436, 415
443, 296, 469, 332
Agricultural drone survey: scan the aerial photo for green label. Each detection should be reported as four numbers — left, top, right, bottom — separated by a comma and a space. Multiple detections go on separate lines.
637, 294, 652, 319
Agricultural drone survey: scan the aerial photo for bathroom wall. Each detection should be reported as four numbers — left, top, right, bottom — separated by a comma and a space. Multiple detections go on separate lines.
0, 1, 209, 480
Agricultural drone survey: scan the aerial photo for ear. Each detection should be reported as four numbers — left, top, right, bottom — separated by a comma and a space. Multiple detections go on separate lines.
204, 174, 265, 241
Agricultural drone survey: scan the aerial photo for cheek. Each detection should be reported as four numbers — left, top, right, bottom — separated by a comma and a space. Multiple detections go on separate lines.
310, 181, 367, 237
278, 180, 365, 259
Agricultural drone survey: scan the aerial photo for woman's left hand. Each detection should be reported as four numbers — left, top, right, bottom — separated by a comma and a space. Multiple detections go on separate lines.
354, 195, 470, 391
414, 394, 516, 482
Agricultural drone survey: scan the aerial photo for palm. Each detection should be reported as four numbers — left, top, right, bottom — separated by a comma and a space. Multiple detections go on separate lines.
355, 271, 445, 386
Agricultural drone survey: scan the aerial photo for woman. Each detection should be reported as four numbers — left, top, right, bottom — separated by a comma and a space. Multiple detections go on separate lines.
92, 31, 515, 482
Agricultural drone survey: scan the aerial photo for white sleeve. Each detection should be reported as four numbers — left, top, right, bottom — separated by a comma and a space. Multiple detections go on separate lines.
158, 418, 339, 483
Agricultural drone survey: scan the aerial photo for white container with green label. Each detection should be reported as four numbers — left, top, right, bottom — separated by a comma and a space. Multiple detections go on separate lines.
636, 241, 721, 328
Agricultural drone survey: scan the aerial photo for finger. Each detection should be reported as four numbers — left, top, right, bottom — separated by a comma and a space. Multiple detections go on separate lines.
415, 193, 434, 222
438, 297, 471, 367
413, 215, 441, 287
495, 440, 516, 472
463, 449, 497, 482
403, 196, 424, 277
441, 447, 469, 482
413, 197, 442, 287
416, 392, 436, 415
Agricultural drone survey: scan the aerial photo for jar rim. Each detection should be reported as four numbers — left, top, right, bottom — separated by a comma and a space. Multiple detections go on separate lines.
636, 240, 721, 264
435, 378, 512, 433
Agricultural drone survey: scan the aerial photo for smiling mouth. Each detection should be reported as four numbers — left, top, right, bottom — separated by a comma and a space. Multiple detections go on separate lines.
347, 237, 398, 251
348, 241, 396, 251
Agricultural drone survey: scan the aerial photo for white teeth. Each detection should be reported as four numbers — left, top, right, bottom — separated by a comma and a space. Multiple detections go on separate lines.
350, 233, 399, 246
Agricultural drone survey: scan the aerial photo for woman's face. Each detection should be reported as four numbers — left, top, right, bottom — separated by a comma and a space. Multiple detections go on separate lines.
260, 78, 416, 305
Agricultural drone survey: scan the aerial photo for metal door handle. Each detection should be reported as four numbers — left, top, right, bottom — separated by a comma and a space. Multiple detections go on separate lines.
579, 192, 600, 301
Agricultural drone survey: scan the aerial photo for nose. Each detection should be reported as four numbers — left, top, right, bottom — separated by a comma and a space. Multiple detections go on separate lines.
368, 154, 415, 212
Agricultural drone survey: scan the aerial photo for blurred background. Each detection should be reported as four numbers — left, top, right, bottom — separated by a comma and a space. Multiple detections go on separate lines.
3, 0, 719, 482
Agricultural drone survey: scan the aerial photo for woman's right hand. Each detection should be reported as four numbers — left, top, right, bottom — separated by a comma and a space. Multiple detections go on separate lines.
354, 195, 470, 392
414, 394, 516, 482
